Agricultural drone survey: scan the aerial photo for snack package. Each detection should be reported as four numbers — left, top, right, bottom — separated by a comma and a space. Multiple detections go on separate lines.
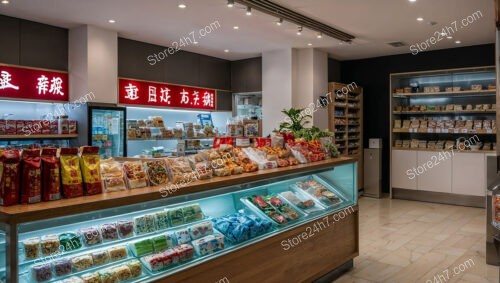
81, 273, 100, 283
129, 238, 153, 257
100, 223, 119, 242
41, 148, 61, 201
60, 148, 83, 198
241, 147, 277, 170
59, 232, 83, 252
211, 213, 272, 243
0, 150, 21, 206
53, 258, 72, 276
134, 214, 156, 235
31, 263, 52, 282
23, 237, 40, 260
108, 245, 128, 261
80, 146, 102, 195
80, 227, 102, 246
189, 221, 214, 240
144, 160, 168, 186
113, 265, 132, 282
20, 149, 42, 204
126, 259, 143, 278
123, 161, 148, 189
117, 220, 134, 238
100, 158, 126, 192
192, 234, 225, 256
165, 157, 197, 184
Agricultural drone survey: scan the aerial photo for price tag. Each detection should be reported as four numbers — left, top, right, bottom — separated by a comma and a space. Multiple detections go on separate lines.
453, 129, 459, 134
442, 129, 449, 133
427, 128, 434, 133
435, 128, 441, 133
461, 129, 468, 133
487, 129, 493, 134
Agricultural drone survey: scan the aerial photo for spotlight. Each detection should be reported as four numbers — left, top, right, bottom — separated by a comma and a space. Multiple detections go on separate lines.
276, 18, 283, 26
317, 33, 323, 39
297, 26, 302, 35
227, 0, 234, 8
246, 7, 252, 16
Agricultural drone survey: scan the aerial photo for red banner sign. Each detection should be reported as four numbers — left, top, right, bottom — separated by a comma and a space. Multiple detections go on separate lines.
0, 64, 69, 102
118, 78, 216, 111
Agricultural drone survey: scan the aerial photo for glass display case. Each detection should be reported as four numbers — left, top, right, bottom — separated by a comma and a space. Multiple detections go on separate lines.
11, 161, 356, 283
89, 105, 126, 159
233, 92, 262, 119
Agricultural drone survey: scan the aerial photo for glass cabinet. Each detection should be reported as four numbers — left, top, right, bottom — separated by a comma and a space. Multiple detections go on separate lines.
9, 161, 356, 283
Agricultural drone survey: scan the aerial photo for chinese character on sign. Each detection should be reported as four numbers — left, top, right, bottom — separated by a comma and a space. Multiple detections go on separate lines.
49, 77, 64, 96
0, 71, 19, 90
180, 89, 189, 104
37, 75, 49, 94
203, 92, 214, 107
160, 87, 171, 104
192, 91, 200, 106
148, 86, 157, 102
124, 83, 139, 100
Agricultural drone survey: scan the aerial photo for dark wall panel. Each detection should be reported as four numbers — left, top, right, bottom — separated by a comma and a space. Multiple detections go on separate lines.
328, 58, 341, 82
339, 43, 495, 192
0, 15, 20, 64
231, 57, 262, 92
164, 51, 200, 86
199, 55, 230, 90
118, 38, 164, 82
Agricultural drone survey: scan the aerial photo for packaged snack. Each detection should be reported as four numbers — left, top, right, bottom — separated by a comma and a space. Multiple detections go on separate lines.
0, 150, 21, 206
0, 119, 5, 135
91, 250, 110, 266
123, 162, 147, 189
173, 244, 195, 262
31, 263, 52, 282
296, 180, 341, 205
212, 213, 272, 243
41, 148, 61, 201
166, 233, 175, 248
6, 120, 16, 134
141, 254, 164, 272
160, 248, 180, 267
129, 238, 153, 257
125, 259, 143, 278
189, 221, 214, 240
98, 268, 118, 283
151, 235, 168, 252
100, 158, 126, 192
100, 223, 119, 241
108, 245, 128, 261
155, 210, 169, 230
61, 276, 84, 283
23, 237, 40, 260
81, 273, 100, 283
183, 204, 204, 223
144, 160, 168, 186
69, 120, 78, 134
20, 149, 42, 204
53, 258, 72, 276
193, 162, 212, 180
174, 229, 191, 244
60, 148, 83, 198
80, 227, 102, 246
192, 235, 225, 256
134, 214, 156, 235
79, 146, 102, 195
279, 191, 315, 210
113, 265, 132, 282
71, 254, 93, 271
41, 234, 60, 256
167, 208, 184, 227
59, 232, 82, 252
117, 220, 134, 238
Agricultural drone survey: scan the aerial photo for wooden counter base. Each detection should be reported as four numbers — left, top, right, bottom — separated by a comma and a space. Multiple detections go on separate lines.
393, 188, 485, 208
157, 206, 359, 283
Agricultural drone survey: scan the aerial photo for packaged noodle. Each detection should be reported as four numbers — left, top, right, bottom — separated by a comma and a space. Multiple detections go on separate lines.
100, 158, 127, 192
80, 146, 102, 195
20, 149, 42, 204
41, 148, 61, 201
60, 148, 83, 198
0, 150, 21, 206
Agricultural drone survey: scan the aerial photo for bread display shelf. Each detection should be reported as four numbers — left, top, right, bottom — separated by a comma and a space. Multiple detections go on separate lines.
393, 110, 496, 115
393, 128, 496, 134
0, 134, 78, 140
393, 89, 495, 97
392, 147, 495, 154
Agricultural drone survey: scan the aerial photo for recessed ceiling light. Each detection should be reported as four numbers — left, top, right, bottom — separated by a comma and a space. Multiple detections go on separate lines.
409, 0, 416, 2
446, 36, 453, 39
297, 26, 302, 35
224, 49, 229, 53
108, 19, 116, 24
178, 3, 186, 9
233, 26, 239, 30
193, 41, 199, 44
246, 7, 252, 16
1, 0, 9, 4
276, 18, 283, 26
440, 32, 447, 36
455, 40, 461, 44
227, 0, 234, 8
417, 17, 424, 21
307, 43, 312, 46
317, 33, 323, 39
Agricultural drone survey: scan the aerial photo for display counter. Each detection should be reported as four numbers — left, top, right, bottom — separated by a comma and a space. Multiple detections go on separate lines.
0, 157, 358, 283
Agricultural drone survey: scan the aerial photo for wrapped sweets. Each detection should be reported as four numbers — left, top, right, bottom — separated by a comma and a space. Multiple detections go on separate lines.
91, 250, 110, 266
155, 210, 169, 230
125, 259, 143, 278
167, 207, 184, 227
117, 220, 134, 238
53, 258, 72, 276
279, 191, 315, 209
173, 244, 194, 262
0, 150, 21, 206
141, 253, 164, 272
183, 204, 203, 223
60, 277, 84, 283
212, 213, 272, 243
100, 223, 119, 241
20, 149, 42, 204
100, 158, 126, 192
79, 146, 103, 195
166, 233, 175, 248
80, 227, 102, 246
189, 221, 214, 240
174, 229, 191, 244
60, 148, 83, 198
152, 235, 169, 252
192, 235, 225, 256
31, 263, 52, 282
128, 238, 153, 257
134, 214, 156, 235
41, 148, 62, 201
123, 161, 147, 189
23, 237, 40, 259
108, 245, 128, 261
41, 234, 60, 256
113, 265, 132, 282
98, 268, 118, 283
71, 254, 93, 272
144, 160, 168, 186
59, 232, 83, 252
80, 273, 100, 283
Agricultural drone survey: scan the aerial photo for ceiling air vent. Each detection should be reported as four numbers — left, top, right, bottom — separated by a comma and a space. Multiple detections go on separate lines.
386, 41, 407, 47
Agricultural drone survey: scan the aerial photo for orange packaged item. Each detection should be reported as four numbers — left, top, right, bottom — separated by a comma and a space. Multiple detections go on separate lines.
41, 148, 61, 201
21, 149, 42, 204
60, 148, 83, 198
80, 146, 102, 195
0, 150, 21, 206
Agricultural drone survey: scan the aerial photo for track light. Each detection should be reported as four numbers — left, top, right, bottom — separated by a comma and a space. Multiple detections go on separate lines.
246, 6, 252, 16
227, 0, 234, 8
317, 33, 323, 39
297, 26, 302, 35
276, 18, 283, 26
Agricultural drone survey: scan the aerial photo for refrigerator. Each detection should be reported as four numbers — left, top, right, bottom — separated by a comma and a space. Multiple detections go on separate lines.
364, 139, 382, 198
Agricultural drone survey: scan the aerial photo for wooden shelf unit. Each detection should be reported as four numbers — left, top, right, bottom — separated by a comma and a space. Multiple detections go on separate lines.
0, 134, 78, 140
328, 82, 364, 190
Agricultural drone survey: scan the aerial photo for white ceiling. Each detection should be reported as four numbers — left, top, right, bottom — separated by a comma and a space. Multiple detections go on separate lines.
0, 0, 495, 61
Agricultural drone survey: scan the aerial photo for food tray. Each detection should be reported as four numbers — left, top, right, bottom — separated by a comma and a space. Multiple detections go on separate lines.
278, 188, 326, 214
240, 195, 305, 226
291, 175, 345, 207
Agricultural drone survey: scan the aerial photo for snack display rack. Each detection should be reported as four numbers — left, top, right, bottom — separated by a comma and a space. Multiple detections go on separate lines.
390, 66, 496, 205
0, 158, 358, 283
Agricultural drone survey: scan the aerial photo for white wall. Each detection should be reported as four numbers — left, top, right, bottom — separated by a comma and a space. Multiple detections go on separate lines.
312, 49, 328, 130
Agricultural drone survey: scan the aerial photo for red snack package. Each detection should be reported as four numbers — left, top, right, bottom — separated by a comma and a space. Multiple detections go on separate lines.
60, 148, 83, 198
281, 132, 295, 145
32, 120, 42, 135
41, 148, 61, 201
16, 120, 25, 135
254, 138, 272, 148
50, 120, 58, 134
0, 120, 5, 135
79, 146, 102, 196
0, 150, 21, 206
6, 120, 16, 135
21, 149, 42, 204
41, 120, 51, 135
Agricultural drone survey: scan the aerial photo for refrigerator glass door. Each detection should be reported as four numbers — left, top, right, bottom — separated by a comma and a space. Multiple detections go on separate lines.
90, 108, 125, 158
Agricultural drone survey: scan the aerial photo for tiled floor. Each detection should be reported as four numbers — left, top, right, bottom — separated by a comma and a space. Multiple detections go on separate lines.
335, 197, 499, 283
